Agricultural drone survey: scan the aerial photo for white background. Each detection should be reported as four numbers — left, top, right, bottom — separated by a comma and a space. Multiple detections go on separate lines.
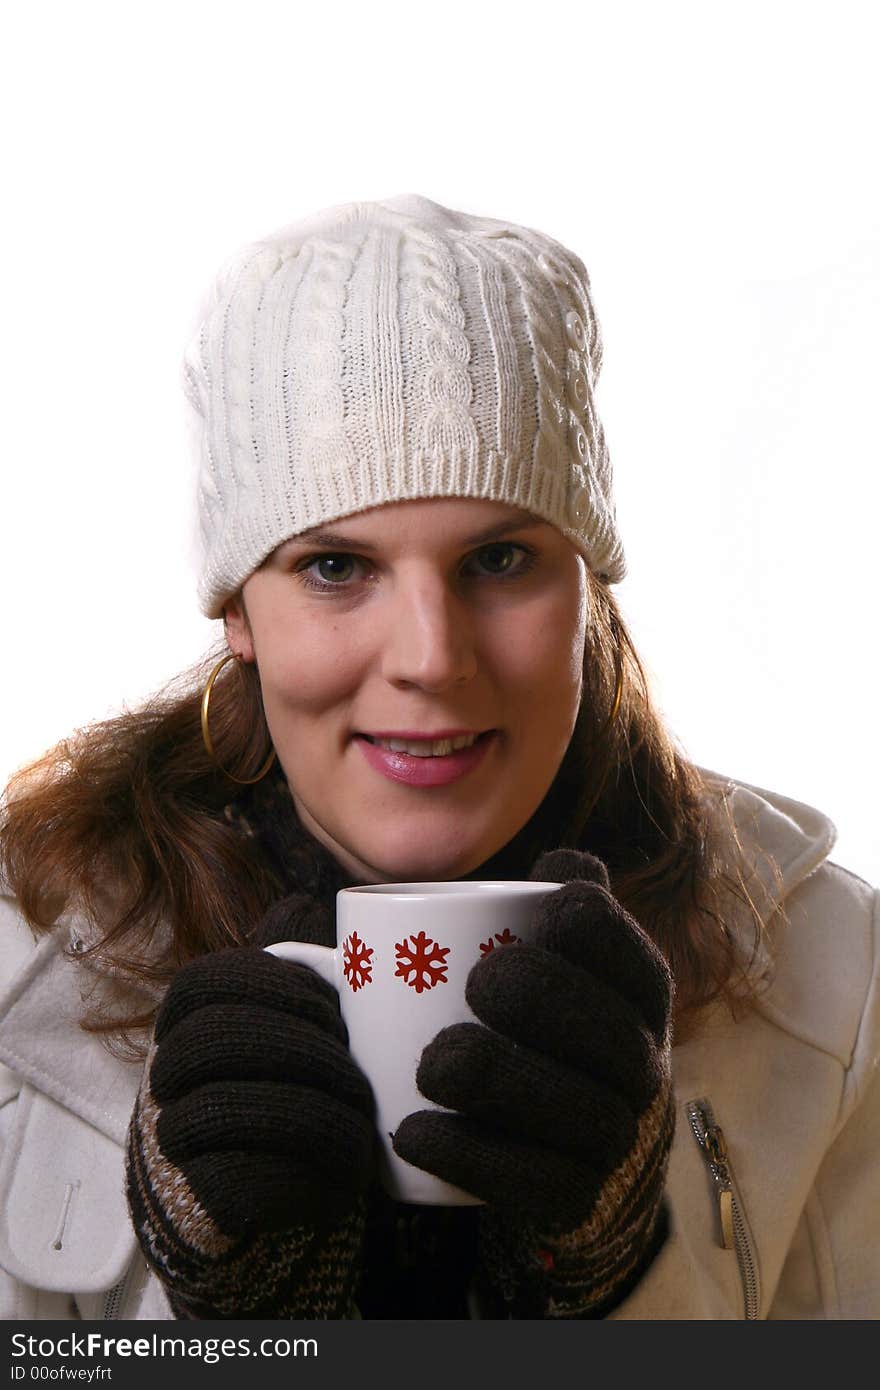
3, 0, 878, 882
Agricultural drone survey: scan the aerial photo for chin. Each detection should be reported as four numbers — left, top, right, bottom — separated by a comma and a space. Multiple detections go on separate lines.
356, 836, 490, 886
366, 856, 473, 885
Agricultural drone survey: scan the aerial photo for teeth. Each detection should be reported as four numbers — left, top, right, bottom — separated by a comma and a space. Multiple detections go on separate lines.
373, 733, 481, 757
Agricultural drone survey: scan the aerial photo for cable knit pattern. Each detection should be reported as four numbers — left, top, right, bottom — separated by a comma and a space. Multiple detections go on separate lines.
410, 226, 481, 482
455, 234, 525, 466
182, 194, 626, 616
294, 238, 358, 485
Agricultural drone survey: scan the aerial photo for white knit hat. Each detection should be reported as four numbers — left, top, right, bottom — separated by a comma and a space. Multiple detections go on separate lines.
182, 194, 626, 618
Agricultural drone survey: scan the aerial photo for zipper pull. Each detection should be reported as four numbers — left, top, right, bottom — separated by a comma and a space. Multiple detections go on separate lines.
689, 1101, 735, 1250
706, 1133, 736, 1251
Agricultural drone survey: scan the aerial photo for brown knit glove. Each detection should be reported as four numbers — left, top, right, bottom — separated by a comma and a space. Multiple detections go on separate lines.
125, 897, 377, 1319
392, 850, 675, 1318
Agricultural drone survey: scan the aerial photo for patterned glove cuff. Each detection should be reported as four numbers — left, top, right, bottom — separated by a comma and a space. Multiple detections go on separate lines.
126, 1057, 366, 1319
477, 1088, 675, 1319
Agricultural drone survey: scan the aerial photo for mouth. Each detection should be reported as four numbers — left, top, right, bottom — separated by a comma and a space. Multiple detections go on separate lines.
353, 729, 497, 787
355, 729, 494, 758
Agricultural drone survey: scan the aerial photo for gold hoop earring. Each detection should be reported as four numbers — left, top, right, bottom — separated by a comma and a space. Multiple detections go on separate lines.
200, 653, 276, 785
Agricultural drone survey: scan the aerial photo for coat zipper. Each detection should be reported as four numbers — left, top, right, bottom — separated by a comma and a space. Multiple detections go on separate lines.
686, 1098, 760, 1320
102, 1277, 127, 1320
102, 1258, 138, 1319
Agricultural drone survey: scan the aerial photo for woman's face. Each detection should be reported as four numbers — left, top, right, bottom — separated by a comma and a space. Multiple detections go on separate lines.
224, 497, 589, 883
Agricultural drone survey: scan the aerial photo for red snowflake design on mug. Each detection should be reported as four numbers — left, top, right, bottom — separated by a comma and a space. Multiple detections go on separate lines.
479, 927, 523, 955
394, 931, 450, 993
342, 931, 374, 992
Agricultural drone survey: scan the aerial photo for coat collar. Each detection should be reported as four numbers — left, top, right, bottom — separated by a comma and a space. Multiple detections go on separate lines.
698, 767, 837, 934
0, 926, 144, 1146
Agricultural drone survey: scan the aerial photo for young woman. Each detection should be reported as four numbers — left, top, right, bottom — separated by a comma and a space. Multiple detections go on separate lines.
1, 195, 877, 1320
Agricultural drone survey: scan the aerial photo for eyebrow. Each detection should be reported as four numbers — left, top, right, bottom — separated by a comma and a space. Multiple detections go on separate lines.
280, 512, 549, 554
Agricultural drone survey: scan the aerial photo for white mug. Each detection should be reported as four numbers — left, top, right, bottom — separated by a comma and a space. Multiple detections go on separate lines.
266, 879, 562, 1205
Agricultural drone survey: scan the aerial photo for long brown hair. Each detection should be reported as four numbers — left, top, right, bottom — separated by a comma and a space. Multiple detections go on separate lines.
0, 570, 777, 1052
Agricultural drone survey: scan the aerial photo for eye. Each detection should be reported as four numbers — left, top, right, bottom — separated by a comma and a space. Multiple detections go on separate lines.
296, 553, 364, 591
467, 542, 536, 578
313, 555, 356, 583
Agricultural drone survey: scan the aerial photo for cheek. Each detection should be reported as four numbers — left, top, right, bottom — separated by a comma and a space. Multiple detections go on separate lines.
255, 618, 361, 713
499, 577, 587, 702
264, 671, 340, 724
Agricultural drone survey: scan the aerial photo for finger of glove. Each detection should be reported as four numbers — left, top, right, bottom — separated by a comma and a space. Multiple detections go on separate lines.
155, 947, 346, 1046
150, 1006, 374, 1118
504, 881, 672, 1043
466, 945, 666, 1108
156, 1079, 375, 1189
530, 847, 611, 890
414, 1022, 638, 1170
392, 1110, 599, 1231
181, 1151, 368, 1239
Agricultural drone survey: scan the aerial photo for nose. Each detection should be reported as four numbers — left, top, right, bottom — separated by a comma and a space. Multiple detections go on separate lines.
379, 571, 478, 692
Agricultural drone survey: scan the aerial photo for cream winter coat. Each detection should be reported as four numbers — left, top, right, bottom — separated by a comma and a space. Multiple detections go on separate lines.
0, 773, 877, 1320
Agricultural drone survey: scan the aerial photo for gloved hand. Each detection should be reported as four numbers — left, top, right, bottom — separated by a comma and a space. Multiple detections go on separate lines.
125, 895, 377, 1319
392, 850, 675, 1318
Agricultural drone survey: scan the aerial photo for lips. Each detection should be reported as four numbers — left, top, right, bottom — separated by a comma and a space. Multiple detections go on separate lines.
353, 730, 496, 788
359, 728, 485, 744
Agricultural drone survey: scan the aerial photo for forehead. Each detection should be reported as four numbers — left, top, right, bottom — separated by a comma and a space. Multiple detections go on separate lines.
285, 498, 550, 551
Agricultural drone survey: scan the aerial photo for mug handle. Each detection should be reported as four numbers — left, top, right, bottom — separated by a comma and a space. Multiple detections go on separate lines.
265, 939, 338, 990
